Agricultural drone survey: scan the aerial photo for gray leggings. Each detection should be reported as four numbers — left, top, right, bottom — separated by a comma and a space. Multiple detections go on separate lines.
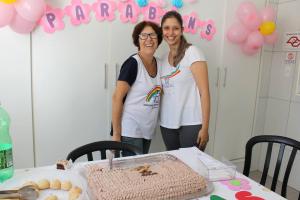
160, 125, 202, 150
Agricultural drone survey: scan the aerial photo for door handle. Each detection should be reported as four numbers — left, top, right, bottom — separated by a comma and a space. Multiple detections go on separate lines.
216, 67, 220, 87
223, 67, 227, 88
104, 63, 108, 89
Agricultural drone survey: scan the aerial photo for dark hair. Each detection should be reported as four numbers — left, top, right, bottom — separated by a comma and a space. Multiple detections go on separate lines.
132, 21, 163, 50
161, 11, 191, 67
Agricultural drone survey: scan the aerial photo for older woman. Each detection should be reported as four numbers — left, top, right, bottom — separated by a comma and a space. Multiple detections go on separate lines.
111, 21, 163, 156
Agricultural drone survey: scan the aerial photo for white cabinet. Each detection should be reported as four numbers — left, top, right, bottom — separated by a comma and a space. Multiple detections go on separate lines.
212, 0, 265, 161
32, 3, 111, 166
107, 20, 136, 109
0, 28, 34, 168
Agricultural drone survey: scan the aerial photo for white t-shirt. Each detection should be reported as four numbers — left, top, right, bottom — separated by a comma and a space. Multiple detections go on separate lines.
121, 54, 162, 139
160, 45, 206, 129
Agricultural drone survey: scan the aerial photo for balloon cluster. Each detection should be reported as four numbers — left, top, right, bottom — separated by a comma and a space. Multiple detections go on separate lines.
137, 0, 185, 8
0, 0, 46, 34
227, 1, 278, 55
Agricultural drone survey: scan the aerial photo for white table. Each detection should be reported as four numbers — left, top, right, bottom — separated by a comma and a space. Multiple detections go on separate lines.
0, 147, 286, 200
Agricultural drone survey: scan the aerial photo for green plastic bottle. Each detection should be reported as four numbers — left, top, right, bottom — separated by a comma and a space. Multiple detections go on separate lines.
0, 104, 14, 182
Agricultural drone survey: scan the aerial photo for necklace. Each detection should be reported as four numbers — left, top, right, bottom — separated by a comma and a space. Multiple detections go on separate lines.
138, 53, 157, 77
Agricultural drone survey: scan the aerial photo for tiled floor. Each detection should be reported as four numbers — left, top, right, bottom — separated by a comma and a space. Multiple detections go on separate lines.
249, 171, 299, 200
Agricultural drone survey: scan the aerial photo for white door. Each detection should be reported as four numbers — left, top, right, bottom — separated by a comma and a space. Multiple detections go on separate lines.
213, 0, 264, 160
32, 0, 110, 166
108, 20, 136, 88
0, 28, 34, 169
181, 0, 227, 155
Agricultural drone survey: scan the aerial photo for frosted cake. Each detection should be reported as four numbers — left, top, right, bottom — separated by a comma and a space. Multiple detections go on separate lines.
86, 157, 207, 200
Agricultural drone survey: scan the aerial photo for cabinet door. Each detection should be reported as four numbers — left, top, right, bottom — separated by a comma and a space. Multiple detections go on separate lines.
213, 0, 264, 161
0, 28, 34, 169
108, 20, 136, 87
32, 1, 110, 166
181, 0, 226, 155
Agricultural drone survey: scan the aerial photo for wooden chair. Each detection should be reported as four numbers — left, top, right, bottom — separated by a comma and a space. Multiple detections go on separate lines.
243, 135, 300, 199
66, 140, 142, 162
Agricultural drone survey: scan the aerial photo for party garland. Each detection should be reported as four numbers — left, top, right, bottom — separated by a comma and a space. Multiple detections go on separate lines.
42, 0, 216, 40
0, 0, 216, 40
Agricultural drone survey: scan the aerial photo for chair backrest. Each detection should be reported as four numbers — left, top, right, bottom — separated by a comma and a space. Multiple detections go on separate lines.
243, 135, 300, 198
66, 141, 142, 162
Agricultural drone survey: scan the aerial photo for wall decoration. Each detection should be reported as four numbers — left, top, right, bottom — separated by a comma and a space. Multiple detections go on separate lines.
0, 0, 45, 33
136, 0, 148, 7
0, 0, 217, 41
39, 6, 65, 33
227, 2, 278, 55
10, 13, 37, 33
284, 52, 296, 65
0, 0, 16, 3
65, 0, 92, 25
118, 0, 140, 23
171, 0, 183, 9
14, 0, 46, 22
199, 19, 216, 41
283, 32, 300, 51
0, 2, 15, 28
235, 191, 264, 200
93, 0, 117, 22
220, 178, 251, 191
183, 12, 199, 34
141, 2, 164, 24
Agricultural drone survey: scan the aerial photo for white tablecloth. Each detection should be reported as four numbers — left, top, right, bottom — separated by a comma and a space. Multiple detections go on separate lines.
0, 147, 286, 200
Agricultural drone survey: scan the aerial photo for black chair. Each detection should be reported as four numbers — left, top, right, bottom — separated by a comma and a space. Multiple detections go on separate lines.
66, 141, 142, 162
243, 135, 300, 198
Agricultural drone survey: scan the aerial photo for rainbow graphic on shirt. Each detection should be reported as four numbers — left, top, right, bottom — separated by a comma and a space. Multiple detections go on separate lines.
161, 65, 181, 79
146, 86, 162, 102
144, 86, 161, 108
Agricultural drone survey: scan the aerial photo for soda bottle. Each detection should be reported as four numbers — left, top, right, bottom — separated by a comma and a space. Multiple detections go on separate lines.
0, 104, 14, 182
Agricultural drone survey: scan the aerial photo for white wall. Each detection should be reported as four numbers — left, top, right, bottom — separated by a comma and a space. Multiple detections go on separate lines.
0, 27, 34, 168
254, 0, 300, 194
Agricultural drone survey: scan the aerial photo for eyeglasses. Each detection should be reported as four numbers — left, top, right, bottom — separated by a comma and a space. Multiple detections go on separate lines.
139, 33, 158, 40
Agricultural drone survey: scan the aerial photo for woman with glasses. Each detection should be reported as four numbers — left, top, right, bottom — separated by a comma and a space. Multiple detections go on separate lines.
111, 21, 163, 156
160, 11, 211, 151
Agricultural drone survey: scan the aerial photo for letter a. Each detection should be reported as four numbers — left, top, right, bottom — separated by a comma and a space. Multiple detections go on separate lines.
75, 5, 85, 20
126, 4, 133, 18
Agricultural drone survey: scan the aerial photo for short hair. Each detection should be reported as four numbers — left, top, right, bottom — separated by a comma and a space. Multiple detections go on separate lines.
132, 21, 163, 50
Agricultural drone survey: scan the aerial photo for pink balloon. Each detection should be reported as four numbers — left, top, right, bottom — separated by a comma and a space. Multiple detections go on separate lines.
245, 31, 264, 50
227, 22, 250, 44
14, 0, 46, 22
264, 31, 278, 45
0, 2, 16, 28
261, 6, 276, 21
236, 2, 262, 31
9, 13, 36, 34
241, 43, 259, 55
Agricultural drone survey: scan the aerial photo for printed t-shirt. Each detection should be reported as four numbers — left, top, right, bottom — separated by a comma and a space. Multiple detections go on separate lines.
160, 46, 206, 129
118, 54, 162, 139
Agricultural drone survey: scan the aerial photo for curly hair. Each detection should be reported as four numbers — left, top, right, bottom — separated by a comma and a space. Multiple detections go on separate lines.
132, 21, 163, 50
